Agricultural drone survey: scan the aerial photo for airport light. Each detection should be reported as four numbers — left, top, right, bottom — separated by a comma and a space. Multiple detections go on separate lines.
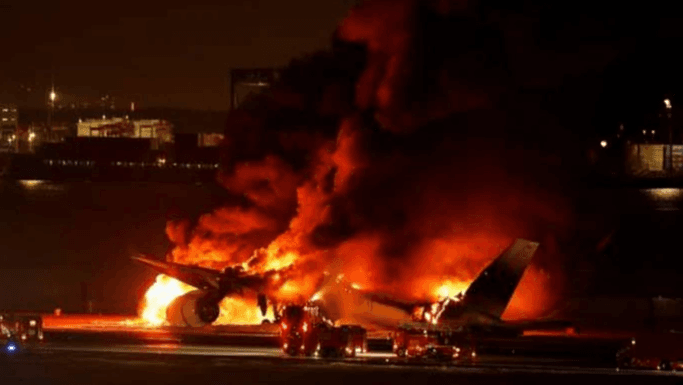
600, 140, 607, 148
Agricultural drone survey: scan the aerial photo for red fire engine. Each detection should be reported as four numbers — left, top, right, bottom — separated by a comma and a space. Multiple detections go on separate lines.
279, 304, 367, 358
392, 323, 476, 361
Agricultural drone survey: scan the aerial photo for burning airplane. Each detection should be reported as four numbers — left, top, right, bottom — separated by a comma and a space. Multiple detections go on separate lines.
135, 238, 563, 334
135, 0, 591, 327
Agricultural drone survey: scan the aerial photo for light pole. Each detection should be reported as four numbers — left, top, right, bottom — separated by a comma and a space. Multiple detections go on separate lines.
665, 98, 673, 174
48, 88, 56, 142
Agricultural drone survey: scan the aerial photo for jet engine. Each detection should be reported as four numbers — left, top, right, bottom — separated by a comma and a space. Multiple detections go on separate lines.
166, 290, 220, 327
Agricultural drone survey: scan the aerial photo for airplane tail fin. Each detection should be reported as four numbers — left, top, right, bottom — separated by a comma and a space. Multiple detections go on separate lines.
460, 239, 539, 320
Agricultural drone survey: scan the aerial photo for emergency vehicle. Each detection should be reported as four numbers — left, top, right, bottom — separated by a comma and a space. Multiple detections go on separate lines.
279, 304, 367, 357
0, 313, 43, 343
392, 323, 476, 361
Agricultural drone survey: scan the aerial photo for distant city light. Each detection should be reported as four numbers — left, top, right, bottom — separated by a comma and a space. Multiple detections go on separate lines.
643, 130, 647, 135
652, 130, 655, 135
50, 90, 57, 102
600, 140, 607, 148
665, 99, 672, 109
29, 132, 36, 142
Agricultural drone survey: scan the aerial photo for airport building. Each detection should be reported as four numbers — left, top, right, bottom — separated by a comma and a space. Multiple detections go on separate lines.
0, 103, 18, 143
625, 144, 683, 174
76, 117, 173, 149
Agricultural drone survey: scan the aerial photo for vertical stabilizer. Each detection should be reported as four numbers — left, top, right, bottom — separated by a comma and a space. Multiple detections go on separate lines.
460, 239, 539, 320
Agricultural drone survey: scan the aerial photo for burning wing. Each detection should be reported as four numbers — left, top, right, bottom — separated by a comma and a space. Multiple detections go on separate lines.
134, 254, 274, 327
132, 255, 223, 291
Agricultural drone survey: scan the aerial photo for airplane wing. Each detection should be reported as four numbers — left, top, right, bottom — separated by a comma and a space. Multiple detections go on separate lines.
132, 255, 222, 291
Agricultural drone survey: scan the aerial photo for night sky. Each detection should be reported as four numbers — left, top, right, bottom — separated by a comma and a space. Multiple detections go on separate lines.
0, 0, 353, 110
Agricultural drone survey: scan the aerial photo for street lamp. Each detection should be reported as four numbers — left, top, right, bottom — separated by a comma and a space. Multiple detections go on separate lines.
664, 98, 674, 173
47, 88, 57, 141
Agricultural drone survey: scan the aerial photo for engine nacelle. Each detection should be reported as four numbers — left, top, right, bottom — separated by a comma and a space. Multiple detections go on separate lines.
166, 290, 220, 327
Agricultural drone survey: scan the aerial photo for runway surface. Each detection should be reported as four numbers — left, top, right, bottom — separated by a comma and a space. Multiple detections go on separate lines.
4, 342, 683, 385
1, 316, 679, 384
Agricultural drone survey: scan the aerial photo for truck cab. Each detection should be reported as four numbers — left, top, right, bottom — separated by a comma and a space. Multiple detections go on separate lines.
279, 304, 367, 358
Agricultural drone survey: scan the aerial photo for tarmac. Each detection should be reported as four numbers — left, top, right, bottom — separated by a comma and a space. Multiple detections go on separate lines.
1, 315, 679, 384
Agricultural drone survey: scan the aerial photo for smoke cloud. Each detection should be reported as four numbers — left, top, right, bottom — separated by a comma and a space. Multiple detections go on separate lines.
162, 0, 621, 319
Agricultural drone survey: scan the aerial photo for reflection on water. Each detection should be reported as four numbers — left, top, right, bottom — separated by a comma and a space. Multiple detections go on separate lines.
18, 180, 44, 188
642, 188, 683, 211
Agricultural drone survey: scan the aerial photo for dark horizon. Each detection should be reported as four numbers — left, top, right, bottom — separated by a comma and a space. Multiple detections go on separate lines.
0, 1, 354, 111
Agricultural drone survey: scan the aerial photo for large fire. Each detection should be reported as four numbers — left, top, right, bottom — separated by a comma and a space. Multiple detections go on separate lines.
141, 274, 194, 325
138, 0, 571, 326
141, 274, 275, 325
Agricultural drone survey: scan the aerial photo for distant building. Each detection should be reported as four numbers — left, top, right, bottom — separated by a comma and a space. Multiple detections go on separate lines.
198, 132, 224, 147
625, 144, 683, 174
0, 103, 18, 144
77, 117, 173, 149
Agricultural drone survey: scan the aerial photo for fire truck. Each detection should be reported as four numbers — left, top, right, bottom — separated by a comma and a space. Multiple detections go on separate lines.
392, 323, 476, 361
279, 304, 367, 358
616, 333, 683, 371
0, 313, 43, 343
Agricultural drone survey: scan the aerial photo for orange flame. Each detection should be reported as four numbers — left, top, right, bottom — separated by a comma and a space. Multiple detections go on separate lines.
215, 297, 271, 325
140, 274, 277, 325
434, 280, 469, 300
140, 275, 194, 325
